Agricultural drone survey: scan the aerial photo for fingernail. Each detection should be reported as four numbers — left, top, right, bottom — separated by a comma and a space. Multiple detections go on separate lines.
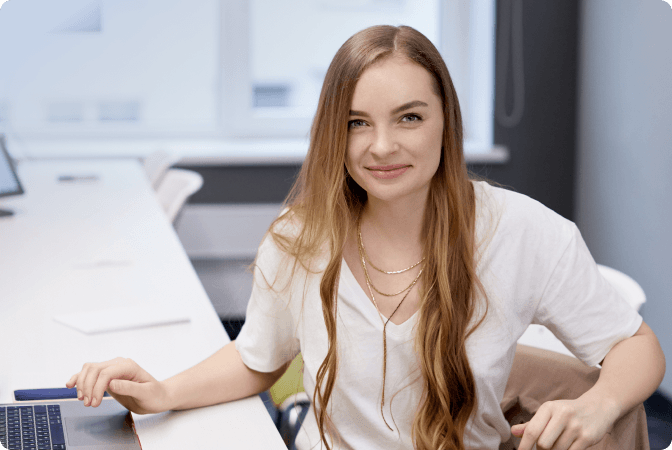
84, 396, 89, 406
91, 397, 97, 406
77, 390, 82, 400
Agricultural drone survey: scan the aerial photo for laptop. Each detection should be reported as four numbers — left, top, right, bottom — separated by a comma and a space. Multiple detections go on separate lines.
0, 398, 141, 450
0, 134, 25, 218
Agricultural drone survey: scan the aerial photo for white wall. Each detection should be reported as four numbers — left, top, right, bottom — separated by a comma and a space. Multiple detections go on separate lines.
576, 0, 672, 394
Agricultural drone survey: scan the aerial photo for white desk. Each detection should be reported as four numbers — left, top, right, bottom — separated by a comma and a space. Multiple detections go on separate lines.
0, 159, 285, 449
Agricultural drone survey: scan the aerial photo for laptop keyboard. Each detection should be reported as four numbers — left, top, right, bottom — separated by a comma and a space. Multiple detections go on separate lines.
0, 405, 66, 450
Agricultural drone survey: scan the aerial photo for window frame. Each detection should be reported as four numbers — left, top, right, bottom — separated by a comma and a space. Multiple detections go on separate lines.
220, 0, 314, 139
221, 0, 497, 153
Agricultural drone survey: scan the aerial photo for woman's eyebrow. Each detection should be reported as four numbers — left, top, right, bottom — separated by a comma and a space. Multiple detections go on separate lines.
391, 100, 428, 115
349, 100, 429, 117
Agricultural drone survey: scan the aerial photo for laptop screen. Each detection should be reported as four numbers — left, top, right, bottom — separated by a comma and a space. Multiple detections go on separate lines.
0, 135, 23, 198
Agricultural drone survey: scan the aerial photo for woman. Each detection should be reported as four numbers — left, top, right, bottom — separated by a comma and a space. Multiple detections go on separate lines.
67, 25, 665, 450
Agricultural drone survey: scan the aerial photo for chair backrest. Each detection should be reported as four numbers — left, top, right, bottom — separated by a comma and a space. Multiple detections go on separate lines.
596, 264, 646, 312
142, 150, 180, 190
156, 168, 204, 223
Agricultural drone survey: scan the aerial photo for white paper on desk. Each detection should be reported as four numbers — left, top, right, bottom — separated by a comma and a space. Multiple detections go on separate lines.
132, 397, 286, 450
53, 305, 190, 334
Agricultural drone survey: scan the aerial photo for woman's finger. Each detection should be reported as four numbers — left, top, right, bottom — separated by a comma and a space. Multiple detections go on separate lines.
536, 411, 571, 450
74, 363, 92, 401
65, 372, 84, 400
517, 405, 552, 450
90, 360, 136, 407
90, 368, 113, 407
65, 373, 79, 390
108, 379, 137, 397
76, 358, 125, 406
80, 363, 103, 406
109, 379, 151, 406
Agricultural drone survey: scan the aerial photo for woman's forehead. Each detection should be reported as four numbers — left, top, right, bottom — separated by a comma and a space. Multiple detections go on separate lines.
351, 57, 439, 109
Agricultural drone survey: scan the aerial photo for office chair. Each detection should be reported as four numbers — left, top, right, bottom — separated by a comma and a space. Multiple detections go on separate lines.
500, 344, 650, 450
142, 150, 180, 190
155, 168, 204, 224
277, 391, 310, 449
596, 264, 646, 311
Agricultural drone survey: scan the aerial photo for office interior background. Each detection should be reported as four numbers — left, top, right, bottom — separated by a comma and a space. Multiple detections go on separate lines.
1, 0, 671, 446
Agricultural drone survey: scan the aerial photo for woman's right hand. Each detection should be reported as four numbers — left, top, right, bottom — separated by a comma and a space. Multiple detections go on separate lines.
66, 357, 171, 415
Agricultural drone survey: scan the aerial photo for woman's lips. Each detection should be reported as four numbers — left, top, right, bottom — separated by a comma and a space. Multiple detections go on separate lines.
367, 164, 410, 179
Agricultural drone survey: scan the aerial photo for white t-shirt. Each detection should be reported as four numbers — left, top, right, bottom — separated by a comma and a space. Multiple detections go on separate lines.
235, 181, 643, 450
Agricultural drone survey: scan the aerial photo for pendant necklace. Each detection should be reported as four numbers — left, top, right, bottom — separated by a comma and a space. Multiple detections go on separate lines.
357, 217, 423, 431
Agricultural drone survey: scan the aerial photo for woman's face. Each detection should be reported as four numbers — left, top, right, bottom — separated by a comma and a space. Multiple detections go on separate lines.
345, 56, 444, 206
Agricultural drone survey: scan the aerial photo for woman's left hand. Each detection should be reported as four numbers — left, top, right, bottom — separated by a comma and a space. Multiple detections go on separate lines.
511, 394, 620, 450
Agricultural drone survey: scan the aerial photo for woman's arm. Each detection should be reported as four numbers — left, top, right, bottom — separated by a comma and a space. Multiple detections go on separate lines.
592, 321, 666, 418
513, 321, 665, 450
67, 341, 288, 414
164, 340, 288, 411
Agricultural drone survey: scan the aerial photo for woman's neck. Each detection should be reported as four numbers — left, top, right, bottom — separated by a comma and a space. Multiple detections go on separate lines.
360, 195, 427, 251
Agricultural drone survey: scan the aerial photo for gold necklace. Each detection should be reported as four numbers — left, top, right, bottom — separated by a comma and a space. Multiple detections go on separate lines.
357, 236, 418, 325
356, 217, 422, 431
366, 252, 424, 274
359, 223, 425, 274
358, 221, 423, 296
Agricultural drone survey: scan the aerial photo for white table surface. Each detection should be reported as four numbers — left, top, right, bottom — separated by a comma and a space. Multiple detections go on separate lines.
0, 159, 285, 449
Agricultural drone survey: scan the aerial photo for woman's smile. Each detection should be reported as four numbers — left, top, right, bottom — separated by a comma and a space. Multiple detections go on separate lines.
366, 164, 410, 179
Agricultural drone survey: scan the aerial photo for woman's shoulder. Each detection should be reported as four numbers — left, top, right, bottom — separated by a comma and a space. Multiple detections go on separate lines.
471, 180, 576, 244
259, 207, 330, 272
259, 208, 303, 257
270, 207, 303, 235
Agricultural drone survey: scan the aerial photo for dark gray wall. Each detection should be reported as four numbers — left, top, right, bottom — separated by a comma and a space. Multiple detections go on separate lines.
181, 164, 301, 204
469, 0, 580, 221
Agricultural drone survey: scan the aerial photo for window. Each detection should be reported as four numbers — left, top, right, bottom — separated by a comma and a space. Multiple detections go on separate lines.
0, 0, 496, 158
0, 0, 220, 139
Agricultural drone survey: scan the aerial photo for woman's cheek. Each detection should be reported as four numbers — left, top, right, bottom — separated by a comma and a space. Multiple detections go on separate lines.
346, 136, 366, 169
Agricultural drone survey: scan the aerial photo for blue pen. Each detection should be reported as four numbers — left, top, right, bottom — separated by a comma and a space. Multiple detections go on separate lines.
58, 175, 99, 182
14, 388, 110, 401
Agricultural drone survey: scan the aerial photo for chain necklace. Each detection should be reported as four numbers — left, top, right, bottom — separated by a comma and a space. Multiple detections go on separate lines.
359, 222, 424, 274
356, 216, 422, 431
365, 251, 424, 274
358, 221, 424, 296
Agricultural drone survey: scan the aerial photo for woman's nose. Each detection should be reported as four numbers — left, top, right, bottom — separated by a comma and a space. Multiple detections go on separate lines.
370, 127, 398, 157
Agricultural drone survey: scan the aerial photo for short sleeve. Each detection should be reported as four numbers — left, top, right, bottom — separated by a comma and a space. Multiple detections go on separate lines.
533, 224, 643, 367
235, 234, 300, 373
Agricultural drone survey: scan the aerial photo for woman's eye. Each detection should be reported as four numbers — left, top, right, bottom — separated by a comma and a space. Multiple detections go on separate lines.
401, 113, 422, 123
348, 119, 366, 129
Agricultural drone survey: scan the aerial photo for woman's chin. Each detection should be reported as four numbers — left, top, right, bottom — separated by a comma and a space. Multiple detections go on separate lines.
364, 185, 430, 207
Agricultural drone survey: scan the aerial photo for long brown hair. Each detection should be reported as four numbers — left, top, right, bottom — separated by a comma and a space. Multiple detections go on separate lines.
268, 25, 488, 450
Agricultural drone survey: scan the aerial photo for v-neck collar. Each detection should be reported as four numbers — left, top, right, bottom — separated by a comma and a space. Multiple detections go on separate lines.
340, 258, 419, 337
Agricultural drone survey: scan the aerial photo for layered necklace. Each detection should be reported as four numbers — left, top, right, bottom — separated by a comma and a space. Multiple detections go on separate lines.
356, 217, 424, 431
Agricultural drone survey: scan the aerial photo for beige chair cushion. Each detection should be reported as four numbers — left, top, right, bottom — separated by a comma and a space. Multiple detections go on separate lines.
500, 344, 649, 450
